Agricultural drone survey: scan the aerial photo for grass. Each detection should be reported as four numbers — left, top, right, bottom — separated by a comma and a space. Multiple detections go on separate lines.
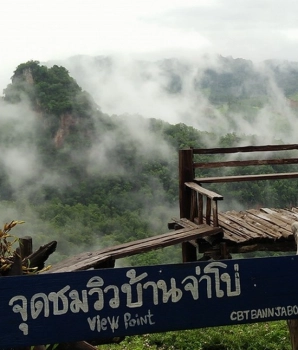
99, 321, 291, 350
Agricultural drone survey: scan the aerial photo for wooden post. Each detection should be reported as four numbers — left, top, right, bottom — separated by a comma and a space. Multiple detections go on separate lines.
7, 247, 23, 276
189, 190, 197, 221
19, 236, 33, 259
206, 198, 211, 225
179, 149, 194, 219
212, 200, 219, 227
198, 193, 203, 224
288, 320, 298, 350
287, 234, 298, 349
6, 248, 26, 349
182, 242, 197, 263
179, 149, 197, 262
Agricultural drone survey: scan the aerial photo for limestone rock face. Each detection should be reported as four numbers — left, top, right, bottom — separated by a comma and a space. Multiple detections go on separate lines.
5, 61, 97, 150
54, 112, 77, 148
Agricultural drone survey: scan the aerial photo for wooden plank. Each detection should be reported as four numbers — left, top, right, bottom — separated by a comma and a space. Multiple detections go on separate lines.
192, 144, 298, 154
195, 172, 298, 183
185, 182, 224, 200
49, 224, 223, 273
194, 158, 298, 169
198, 193, 203, 224
230, 211, 284, 239
6, 247, 22, 276
4, 256, 298, 348
287, 239, 298, 350
182, 241, 197, 262
217, 213, 259, 242
23, 241, 57, 271
249, 209, 290, 229
212, 200, 219, 227
279, 208, 298, 221
206, 198, 211, 225
260, 208, 294, 227
179, 149, 194, 219
19, 236, 33, 259
170, 218, 201, 229
190, 190, 197, 221
225, 241, 296, 253
219, 212, 265, 238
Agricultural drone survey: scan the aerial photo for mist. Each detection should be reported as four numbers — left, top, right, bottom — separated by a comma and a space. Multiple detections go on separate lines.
1, 53, 298, 264
46, 54, 298, 145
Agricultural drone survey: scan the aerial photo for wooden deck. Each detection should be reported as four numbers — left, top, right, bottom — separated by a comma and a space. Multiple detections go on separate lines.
46, 144, 298, 273
48, 206, 298, 274
48, 220, 222, 273
215, 207, 297, 252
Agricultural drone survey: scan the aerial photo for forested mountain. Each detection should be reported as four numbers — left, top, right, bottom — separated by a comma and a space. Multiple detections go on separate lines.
48, 55, 298, 121
1, 58, 298, 265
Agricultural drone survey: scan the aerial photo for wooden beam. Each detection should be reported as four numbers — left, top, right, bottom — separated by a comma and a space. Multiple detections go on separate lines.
184, 182, 223, 200
195, 172, 298, 183
19, 236, 33, 259
179, 149, 194, 219
48, 224, 223, 273
182, 241, 197, 262
198, 193, 203, 224
194, 157, 298, 169
206, 198, 211, 225
23, 241, 57, 270
6, 247, 22, 276
192, 144, 298, 154
198, 241, 296, 253
287, 227, 298, 350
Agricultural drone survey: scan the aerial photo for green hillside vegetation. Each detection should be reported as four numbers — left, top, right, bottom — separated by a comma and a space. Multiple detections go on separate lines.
1, 60, 298, 349
101, 321, 291, 350
1, 61, 298, 263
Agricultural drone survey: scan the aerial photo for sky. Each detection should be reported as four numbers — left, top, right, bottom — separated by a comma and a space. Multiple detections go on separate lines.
1, 0, 298, 92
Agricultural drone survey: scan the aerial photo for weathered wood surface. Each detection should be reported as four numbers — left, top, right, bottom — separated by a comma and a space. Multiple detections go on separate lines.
194, 157, 298, 169
178, 144, 298, 252
288, 319, 298, 350
185, 144, 298, 183
194, 207, 297, 252
192, 143, 298, 154
184, 182, 223, 200
49, 206, 298, 275
48, 221, 223, 273
194, 172, 298, 183
23, 241, 57, 270
179, 149, 194, 219
184, 182, 223, 228
19, 236, 33, 259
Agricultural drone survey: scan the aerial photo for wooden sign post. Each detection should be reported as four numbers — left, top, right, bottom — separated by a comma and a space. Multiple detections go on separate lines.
2, 255, 298, 348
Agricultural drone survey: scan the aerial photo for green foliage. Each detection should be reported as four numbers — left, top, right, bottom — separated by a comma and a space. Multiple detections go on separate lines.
3, 60, 96, 137
2, 59, 298, 350
100, 321, 290, 350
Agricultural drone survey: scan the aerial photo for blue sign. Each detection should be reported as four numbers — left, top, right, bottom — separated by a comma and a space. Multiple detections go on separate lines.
1, 255, 298, 348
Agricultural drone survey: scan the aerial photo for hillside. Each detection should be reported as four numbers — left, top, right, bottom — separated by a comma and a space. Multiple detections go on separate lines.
48, 55, 298, 119
1, 59, 298, 266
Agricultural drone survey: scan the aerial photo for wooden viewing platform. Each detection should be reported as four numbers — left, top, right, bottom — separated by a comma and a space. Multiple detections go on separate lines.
5, 143, 298, 350
48, 220, 222, 273
178, 143, 298, 261
46, 143, 298, 274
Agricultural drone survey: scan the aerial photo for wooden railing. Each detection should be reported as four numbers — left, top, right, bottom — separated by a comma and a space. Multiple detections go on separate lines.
193, 144, 298, 183
179, 144, 298, 226
184, 182, 223, 227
